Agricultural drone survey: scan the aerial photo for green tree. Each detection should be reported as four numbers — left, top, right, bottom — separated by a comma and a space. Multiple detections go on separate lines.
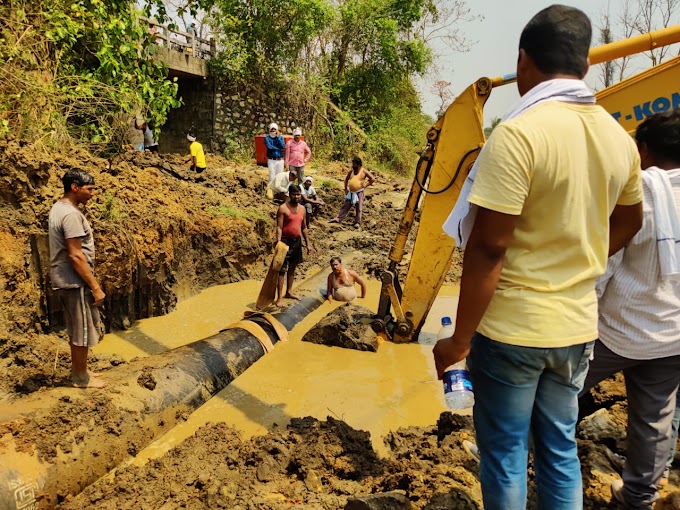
483, 116, 501, 138
208, 0, 334, 82
327, 0, 431, 129
1, 0, 181, 153
204, 0, 476, 172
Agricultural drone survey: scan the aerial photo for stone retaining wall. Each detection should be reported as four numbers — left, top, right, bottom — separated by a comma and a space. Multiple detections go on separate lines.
161, 77, 214, 154
162, 77, 316, 155
211, 85, 305, 156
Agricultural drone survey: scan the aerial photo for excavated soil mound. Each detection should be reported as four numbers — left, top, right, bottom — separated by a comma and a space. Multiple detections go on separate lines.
60, 413, 481, 510
56, 380, 680, 510
302, 304, 379, 351
53, 376, 680, 510
7, 138, 678, 510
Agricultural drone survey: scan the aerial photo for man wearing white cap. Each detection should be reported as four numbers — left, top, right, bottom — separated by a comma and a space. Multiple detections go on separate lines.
265, 123, 286, 182
285, 127, 311, 183
301, 176, 324, 226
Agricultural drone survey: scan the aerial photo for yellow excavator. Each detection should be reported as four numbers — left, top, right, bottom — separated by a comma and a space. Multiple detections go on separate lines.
370, 25, 680, 343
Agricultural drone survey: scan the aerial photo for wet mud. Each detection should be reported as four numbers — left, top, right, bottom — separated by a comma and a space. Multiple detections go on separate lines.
60, 413, 482, 510
59, 400, 680, 510
302, 304, 379, 351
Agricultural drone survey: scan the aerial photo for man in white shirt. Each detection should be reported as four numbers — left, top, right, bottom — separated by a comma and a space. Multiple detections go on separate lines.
580, 109, 680, 509
300, 176, 324, 226
268, 169, 297, 202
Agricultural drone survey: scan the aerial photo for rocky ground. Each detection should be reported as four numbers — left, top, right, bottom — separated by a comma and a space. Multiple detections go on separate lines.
1, 138, 678, 509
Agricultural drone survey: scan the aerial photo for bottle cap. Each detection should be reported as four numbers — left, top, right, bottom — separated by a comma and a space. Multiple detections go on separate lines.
441, 316, 452, 326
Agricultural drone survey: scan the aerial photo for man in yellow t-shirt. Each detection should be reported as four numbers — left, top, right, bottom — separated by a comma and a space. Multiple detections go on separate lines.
433, 6, 642, 510
186, 133, 206, 174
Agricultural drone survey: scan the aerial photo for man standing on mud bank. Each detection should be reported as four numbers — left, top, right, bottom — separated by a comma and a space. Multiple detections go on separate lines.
127, 115, 144, 151
580, 110, 680, 509
49, 169, 106, 388
329, 156, 375, 229
266, 123, 286, 183
285, 128, 311, 183
186, 133, 206, 175
434, 5, 642, 510
276, 184, 311, 307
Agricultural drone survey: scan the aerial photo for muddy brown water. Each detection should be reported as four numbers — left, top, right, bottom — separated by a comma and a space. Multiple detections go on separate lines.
92, 279, 462, 467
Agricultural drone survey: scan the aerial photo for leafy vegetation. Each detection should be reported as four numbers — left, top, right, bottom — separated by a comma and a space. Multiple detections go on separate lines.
220, 128, 253, 162
205, 0, 477, 173
1, 0, 477, 169
318, 179, 336, 191
97, 191, 125, 223
207, 205, 268, 222
1, 0, 180, 154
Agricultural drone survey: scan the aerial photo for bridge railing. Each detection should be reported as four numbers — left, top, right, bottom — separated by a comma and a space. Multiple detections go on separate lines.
141, 17, 216, 59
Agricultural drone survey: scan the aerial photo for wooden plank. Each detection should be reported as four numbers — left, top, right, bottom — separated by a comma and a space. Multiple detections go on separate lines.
255, 242, 289, 310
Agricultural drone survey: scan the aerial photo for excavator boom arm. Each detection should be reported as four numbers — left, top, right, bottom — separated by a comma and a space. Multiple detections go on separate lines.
376, 24, 680, 343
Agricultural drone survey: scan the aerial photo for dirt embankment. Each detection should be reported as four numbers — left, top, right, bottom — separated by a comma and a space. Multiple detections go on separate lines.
59, 413, 483, 510
57, 398, 680, 510
0, 137, 445, 399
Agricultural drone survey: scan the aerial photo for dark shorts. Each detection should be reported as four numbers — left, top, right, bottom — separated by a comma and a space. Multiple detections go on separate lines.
279, 237, 303, 273
146, 145, 159, 153
193, 166, 206, 174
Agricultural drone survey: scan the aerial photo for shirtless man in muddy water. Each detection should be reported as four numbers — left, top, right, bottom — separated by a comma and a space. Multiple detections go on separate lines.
329, 156, 375, 228
276, 185, 312, 307
48, 169, 106, 388
326, 256, 366, 303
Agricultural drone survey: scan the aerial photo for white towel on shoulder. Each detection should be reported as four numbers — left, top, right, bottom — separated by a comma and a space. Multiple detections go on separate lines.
442, 79, 596, 248
642, 167, 680, 281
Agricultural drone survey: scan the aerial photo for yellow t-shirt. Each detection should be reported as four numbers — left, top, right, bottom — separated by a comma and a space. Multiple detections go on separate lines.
469, 101, 642, 348
190, 141, 206, 168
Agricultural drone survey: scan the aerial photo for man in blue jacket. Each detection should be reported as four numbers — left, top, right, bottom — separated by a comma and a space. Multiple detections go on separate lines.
265, 123, 286, 183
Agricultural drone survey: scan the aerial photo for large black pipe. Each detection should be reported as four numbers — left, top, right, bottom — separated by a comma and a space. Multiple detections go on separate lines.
0, 263, 334, 510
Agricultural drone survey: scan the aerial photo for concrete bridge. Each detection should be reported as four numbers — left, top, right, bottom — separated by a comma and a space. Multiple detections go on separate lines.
142, 17, 215, 78
140, 19, 304, 157
140, 18, 217, 152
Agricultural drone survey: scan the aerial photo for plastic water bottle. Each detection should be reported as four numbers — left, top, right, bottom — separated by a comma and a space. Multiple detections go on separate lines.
438, 317, 475, 409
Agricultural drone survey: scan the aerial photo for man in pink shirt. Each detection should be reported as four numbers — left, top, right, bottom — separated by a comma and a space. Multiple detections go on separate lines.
285, 128, 311, 183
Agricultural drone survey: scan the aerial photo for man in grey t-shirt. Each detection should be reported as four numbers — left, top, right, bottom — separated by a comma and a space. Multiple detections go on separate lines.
49, 168, 106, 388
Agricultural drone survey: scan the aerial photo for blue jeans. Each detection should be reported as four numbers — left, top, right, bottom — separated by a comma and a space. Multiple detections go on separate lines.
468, 333, 594, 510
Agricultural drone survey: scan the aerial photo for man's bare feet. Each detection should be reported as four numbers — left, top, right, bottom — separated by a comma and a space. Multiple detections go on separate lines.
284, 293, 302, 301
71, 369, 103, 379
72, 370, 103, 378
275, 299, 284, 307
72, 374, 106, 389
